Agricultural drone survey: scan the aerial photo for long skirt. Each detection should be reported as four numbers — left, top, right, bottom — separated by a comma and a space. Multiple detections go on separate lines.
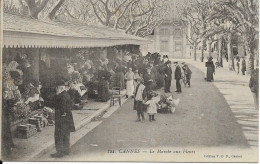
126, 80, 134, 96
98, 80, 110, 102
206, 67, 214, 81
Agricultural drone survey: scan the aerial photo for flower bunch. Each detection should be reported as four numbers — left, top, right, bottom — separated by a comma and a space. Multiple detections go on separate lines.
10, 103, 31, 120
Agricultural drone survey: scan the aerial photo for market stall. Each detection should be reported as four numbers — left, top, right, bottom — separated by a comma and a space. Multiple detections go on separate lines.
2, 10, 151, 144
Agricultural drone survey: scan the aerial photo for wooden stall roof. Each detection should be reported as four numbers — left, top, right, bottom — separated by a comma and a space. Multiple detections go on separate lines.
3, 13, 152, 48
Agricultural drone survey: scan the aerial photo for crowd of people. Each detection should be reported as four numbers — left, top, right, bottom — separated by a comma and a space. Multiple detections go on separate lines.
49, 51, 258, 158
45, 51, 189, 157
50, 51, 259, 158
119, 52, 191, 123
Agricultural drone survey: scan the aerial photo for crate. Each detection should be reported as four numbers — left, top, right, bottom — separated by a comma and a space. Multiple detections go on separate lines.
17, 128, 37, 139
28, 118, 42, 132
17, 124, 29, 131
16, 124, 37, 139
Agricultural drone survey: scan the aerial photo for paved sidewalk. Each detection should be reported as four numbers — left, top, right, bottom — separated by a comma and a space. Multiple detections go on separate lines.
11, 90, 126, 161
179, 59, 258, 148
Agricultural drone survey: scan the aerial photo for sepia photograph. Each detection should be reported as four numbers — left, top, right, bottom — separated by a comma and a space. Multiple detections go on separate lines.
0, 0, 259, 162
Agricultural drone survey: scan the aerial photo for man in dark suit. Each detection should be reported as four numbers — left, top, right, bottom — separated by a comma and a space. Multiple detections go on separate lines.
164, 60, 172, 93
149, 61, 158, 90
51, 80, 75, 158
138, 58, 148, 77
174, 62, 182, 92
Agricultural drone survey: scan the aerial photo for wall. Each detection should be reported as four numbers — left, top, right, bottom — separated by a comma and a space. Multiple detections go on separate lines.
151, 22, 190, 59
141, 36, 155, 56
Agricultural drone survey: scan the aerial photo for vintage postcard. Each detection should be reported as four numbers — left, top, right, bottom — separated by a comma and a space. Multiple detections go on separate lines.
0, 0, 259, 162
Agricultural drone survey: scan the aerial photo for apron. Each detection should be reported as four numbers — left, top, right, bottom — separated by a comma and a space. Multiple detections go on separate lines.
126, 80, 134, 96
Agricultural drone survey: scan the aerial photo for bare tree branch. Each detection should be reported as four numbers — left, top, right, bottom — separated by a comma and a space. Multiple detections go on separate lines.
48, 0, 65, 20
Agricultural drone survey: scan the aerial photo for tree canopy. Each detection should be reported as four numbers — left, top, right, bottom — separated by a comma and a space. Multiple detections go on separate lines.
4, 0, 169, 37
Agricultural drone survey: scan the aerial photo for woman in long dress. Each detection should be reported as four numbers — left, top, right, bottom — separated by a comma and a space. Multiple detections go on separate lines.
205, 57, 215, 82
97, 67, 111, 102
125, 67, 135, 98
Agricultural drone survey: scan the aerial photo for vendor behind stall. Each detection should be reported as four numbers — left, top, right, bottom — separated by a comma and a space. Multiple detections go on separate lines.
97, 66, 111, 102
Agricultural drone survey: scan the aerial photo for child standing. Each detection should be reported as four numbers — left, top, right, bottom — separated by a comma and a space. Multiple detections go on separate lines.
134, 77, 146, 122
145, 92, 158, 122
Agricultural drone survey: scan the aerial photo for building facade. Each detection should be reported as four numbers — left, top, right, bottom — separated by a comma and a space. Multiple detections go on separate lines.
150, 20, 191, 59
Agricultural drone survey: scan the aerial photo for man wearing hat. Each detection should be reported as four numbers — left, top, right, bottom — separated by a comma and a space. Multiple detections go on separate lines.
164, 60, 172, 93
139, 58, 149, 77
164, 55, 169, 64
51, 79, 75, 158
162, 55, 167, 63
174, 61, 182, 92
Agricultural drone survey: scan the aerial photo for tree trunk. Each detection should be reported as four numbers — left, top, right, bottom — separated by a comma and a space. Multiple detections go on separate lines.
29, 9, 40, 19
217, 36, 223, 67
208, 41, 212, 58
217, 38, 221, 62
246, 55, 254, 75
25, 0, 49, 19
245, 44, 255, 75
227, 33, 234, 71
48, 0, 65, 20
220, 52, 223, 67
201, 39, 205, 62
194, 43, 197, 61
